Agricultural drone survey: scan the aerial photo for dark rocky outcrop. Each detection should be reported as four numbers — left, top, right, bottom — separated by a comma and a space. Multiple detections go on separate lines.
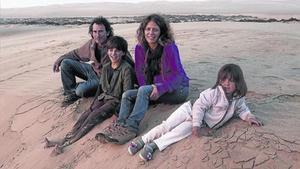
1, 15, 299, 25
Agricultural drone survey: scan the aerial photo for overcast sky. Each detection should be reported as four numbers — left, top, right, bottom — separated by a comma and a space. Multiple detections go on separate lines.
1, 0, 292, 8
1, 0, 210, 8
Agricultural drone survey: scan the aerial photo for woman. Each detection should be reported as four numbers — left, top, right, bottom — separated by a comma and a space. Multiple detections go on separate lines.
97, 14, 189, 144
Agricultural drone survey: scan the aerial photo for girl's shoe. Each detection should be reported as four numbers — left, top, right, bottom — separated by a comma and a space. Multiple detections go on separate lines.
128, 138, 144, 155
139, 144, 154, 161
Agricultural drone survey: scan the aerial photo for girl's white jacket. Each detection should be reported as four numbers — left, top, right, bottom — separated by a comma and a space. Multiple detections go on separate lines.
192, 86, 254, 129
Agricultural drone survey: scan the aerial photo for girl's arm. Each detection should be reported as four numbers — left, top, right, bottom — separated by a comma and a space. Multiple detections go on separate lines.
192, 89, 213, 136
247, 116, 263, 126
235, 97, 263, 126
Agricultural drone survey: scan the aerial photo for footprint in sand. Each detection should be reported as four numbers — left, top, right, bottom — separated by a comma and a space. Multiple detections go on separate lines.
263, 64, 272, 69
197, 61, 211, 64
229, 56, 247, 61
291, 68, 300, 77
271, 94, 300, 103
262, 75, 285, 81
59, 41, 73, 47
17, 62, 31, 68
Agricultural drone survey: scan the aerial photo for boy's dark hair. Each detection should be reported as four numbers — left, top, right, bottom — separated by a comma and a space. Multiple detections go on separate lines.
212, 64, 247, 97
106, 36, 128, 52
106, 36, 135, 67
89, 16, 114, 38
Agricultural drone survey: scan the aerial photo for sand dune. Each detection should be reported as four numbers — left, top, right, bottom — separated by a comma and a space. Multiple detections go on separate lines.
0, 21, 300, 168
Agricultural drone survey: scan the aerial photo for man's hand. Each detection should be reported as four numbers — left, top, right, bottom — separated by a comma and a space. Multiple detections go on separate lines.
53, 62, 60, 72
150, 85, 160, 101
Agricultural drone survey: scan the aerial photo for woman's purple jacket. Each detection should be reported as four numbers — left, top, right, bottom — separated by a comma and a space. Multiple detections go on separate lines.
134, 42, 189, 96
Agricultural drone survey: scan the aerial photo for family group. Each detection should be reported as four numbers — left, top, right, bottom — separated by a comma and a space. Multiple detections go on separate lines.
45, 14, 262, 160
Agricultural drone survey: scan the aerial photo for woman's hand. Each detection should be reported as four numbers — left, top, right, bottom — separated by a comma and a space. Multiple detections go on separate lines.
247, 117, 263, 126
150, 85, 160, 101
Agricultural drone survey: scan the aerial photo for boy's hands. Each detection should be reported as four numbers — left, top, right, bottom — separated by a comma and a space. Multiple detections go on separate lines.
111, 114, 118, 123
247, 117, 263, 126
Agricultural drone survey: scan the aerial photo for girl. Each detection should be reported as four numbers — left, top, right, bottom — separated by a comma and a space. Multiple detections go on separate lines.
97, 14, 189, 144
127, 64, 263, 161
44, 36, 135, 155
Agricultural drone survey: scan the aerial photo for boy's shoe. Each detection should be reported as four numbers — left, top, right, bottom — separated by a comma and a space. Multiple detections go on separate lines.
139, 144, 154, 161
61, 93, 79, 107
95, 123, 119, 143
107, 125, 136, 145
128, 138, 144, 155
95, 133, 109, 144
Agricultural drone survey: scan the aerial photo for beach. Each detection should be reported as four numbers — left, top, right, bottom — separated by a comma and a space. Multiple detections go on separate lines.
0, 21, 300, 169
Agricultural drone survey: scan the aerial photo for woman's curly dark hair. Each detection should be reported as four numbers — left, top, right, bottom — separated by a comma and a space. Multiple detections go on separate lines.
136, 14, 174, 46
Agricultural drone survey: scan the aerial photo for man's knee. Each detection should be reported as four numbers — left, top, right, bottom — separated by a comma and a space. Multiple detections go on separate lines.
75, 88, 84, 97
61, 59, 77, 70
75, 86, 94, 97
75, 82, 98, 97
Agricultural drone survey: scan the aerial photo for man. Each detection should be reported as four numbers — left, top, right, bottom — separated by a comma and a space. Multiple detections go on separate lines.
53, 16, 133, 106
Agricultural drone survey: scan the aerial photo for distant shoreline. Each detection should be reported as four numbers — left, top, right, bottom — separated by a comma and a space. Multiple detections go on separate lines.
1, 15, 299, 26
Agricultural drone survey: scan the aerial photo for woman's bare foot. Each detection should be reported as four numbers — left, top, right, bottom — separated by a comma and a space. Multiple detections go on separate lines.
44, 138, 57, 148
50, 145, 64, 156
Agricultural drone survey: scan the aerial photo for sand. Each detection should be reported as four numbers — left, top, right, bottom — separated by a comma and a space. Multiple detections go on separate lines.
0, 22, 300, 169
